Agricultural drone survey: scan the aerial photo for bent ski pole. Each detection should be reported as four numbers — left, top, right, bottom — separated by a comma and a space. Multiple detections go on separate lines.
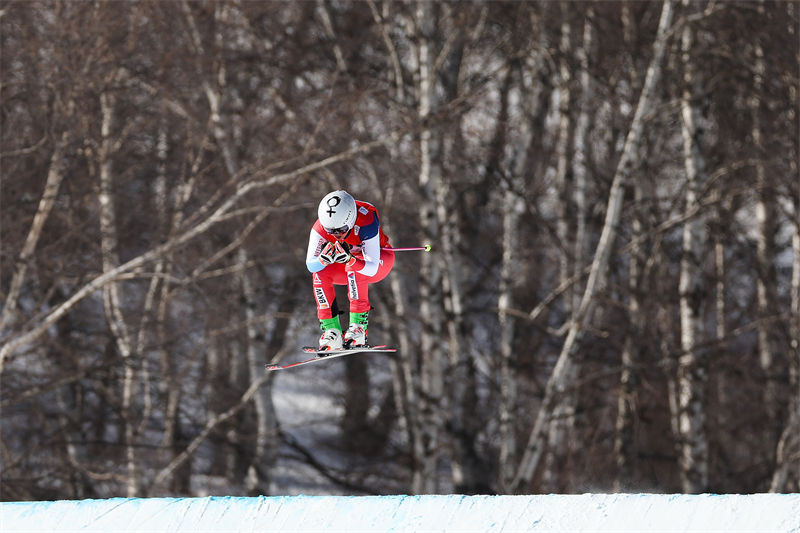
382, 245, 432, 252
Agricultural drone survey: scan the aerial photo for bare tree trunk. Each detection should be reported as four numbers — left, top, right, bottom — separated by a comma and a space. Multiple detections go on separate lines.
511, 0, 675, 493
428, 7, 488, 493
751, 4, 782, 446
677, 1, 709, 492
365, 4, 422, 488
614, 2, 642, 492
132, 121, 171, 449
98, 85, 139, 497
389, 273, 426, 491
496, 63, 531, 493
415, 0, 445, 493
554, 2, 573, 314
238, 247, 275, 495
572, 9, 592, 318
712, 190, 730, 430
497, 177, 523, 493
0, 131, 69, 334
153, 116, 199, 495
367, 0, 406, 104
543, 4, 575, 492
615, 184, 644, 491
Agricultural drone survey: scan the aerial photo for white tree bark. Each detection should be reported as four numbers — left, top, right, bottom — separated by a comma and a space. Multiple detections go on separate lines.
677, 1, 709, 492
712, 192, 729, 427
511, 0, 675, 493
751, 3, 781, 439
572, 9, 592, 317
367, 0, 406, 103
370, 12, 427, 487
543, 5, 575, 492
497, 66, 532, 492
614, 3, 642, 491
497, 177, 523, 492
389, 270, 426, 491
238, 248, 275, 495
98, 85, 139, 497
615, 171, 646, 489
554, 3, 573, 312
415, 0, 445, 493
0, 132, 68, 334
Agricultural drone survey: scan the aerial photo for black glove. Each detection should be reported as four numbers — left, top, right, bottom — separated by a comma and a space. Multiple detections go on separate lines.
318, 242, 336, 265
332, 241, 351, 263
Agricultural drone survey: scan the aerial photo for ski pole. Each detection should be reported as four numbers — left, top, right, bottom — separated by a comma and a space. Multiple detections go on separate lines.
382, 245, 432, 252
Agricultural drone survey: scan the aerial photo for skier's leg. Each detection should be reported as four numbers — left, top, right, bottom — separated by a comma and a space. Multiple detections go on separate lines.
344, 250, 395, 346
345, 249, 395, 312
313, 265, 348, 351
313, 265, 347, 319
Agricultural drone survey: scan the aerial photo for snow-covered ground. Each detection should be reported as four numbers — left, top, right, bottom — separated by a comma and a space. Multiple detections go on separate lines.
2, 494, 799, 532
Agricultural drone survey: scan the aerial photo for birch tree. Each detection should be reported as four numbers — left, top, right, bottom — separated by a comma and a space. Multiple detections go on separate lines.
414, 1, 446, 493
676, 0, 710, 492
496, 64, 525, 493
0, 133, 69, 335
771, 209, 800, 492
613, 1, 646, 490
369, 1, 427, 492
750, 1, 783, 447
543, 4, 576, 492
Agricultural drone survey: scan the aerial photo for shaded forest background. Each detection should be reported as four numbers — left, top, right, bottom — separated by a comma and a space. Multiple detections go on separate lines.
1, 0, 798, 499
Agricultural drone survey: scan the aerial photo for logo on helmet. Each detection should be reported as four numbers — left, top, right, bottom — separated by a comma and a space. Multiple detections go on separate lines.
326, 196, 341, 217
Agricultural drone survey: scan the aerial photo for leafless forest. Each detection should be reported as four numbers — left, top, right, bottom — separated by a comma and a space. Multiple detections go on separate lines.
1, 0, 798, 499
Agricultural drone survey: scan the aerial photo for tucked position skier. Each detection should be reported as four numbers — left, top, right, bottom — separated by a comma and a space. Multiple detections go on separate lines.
306, 190, 394, 351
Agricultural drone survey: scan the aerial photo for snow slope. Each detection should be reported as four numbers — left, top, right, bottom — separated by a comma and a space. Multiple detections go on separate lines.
2, 494, 799, 532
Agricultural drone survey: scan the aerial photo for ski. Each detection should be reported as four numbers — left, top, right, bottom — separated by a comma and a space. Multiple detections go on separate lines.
265, 345, 396, 371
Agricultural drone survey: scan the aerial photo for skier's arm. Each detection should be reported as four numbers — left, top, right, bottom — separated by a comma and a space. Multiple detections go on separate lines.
344, 209, 382, 276
306, 229, 328, 273
347, 234, 381, 277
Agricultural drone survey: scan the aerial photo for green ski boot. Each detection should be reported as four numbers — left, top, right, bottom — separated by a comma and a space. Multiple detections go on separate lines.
344, 311, 369, 347
318, 316, 343, 352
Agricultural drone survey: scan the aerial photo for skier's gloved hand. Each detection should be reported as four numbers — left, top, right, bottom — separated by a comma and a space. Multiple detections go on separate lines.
332, 242, 351, 264
318, 242, 336, 266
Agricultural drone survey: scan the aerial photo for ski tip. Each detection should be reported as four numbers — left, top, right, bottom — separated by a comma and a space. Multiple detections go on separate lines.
424, 244, 432, 252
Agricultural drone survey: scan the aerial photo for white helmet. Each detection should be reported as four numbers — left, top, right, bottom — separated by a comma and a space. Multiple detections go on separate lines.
318, 190, 357, 235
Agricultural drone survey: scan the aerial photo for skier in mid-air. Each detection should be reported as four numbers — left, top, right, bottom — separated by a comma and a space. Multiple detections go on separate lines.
305, 190, 394, 351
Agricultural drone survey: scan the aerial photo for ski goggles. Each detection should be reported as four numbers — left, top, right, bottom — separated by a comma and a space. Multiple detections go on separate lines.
324, 225, 351, 236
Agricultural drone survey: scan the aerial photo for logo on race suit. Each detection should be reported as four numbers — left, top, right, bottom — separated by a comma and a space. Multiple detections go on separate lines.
313, 273, 322, 285
359, 206, 368, 215
315, 287, 329, 309
347, 272, 359, 300
326, 196, 341, 217
354, 225, 360, 236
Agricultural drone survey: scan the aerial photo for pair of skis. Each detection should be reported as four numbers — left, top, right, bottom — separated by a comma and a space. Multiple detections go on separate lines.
265, 345, 396, 371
